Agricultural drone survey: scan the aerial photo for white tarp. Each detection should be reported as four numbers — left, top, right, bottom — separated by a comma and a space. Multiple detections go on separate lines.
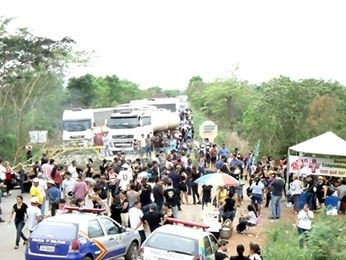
288, 131, 346, 157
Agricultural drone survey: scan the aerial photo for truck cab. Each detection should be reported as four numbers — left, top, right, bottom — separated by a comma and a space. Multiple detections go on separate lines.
106, 108, 153, 153
62, 108, 95, 147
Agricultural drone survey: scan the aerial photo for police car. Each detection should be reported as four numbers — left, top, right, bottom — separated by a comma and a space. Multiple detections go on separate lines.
25, 207, 141, 260
137, 218, 218, 260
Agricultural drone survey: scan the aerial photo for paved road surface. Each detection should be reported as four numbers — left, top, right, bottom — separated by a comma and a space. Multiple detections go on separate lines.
0, 188, 204, 259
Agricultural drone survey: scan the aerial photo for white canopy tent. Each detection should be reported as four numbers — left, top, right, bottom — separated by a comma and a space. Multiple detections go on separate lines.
287, 131, 346, 185
288, 131, 346, 157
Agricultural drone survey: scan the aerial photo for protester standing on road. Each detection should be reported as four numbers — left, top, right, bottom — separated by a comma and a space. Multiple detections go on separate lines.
26, 197, 43, 233
29, 178, 43, 211
250, 177, 265, 215
8, 195, 28, 249
25, 143, 33, 164
139, 204, 164, 233
47, 180, 61, 217
269, 172, 285, 219
3, 161, 14, 196
290, 173, 303, 214
163, 180, 179, 218
128, 201, 146, 242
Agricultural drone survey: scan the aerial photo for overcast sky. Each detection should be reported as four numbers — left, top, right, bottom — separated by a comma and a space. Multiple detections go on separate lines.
2, 0, 346, 90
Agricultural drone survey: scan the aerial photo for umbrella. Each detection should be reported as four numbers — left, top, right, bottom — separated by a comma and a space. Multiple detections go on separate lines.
195, 172, 239, 187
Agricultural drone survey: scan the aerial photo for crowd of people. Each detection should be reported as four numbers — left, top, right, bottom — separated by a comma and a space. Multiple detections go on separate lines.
1, 131, 346, 254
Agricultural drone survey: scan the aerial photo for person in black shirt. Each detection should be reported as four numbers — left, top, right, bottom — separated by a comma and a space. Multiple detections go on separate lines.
110, 194, 122, 225
163, 180, 179, 218
219, 191, 236, 222
140, 204, 164, 232
152, 180, 164, 211
9, 195, 28, 249
230, 244, 250, 260
201, 184, 213, 209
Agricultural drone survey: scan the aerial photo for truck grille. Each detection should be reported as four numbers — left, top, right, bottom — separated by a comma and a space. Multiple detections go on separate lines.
70, 135, 85, 139
112, 134, 134, 139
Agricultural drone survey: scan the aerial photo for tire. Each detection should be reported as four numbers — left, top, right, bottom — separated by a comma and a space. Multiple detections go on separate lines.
125, 242, 138, 260
84, 256, 93, 260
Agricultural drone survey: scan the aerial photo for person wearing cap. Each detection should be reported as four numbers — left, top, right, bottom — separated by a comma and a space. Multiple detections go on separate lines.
47, 179, 61, 216
26, 197, 43, 233
215, 239, 229, 260
30, 178, 43, 208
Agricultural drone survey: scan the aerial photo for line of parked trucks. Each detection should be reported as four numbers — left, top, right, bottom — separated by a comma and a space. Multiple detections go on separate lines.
62, 97, 188, 154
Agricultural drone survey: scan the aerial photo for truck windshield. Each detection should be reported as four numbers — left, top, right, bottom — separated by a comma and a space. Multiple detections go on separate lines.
63, 120, 91, 131
154, 104, 176, 112
108, 116, 138, 129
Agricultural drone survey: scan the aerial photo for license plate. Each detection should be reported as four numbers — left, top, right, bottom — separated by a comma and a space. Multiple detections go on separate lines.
39, 245, 55, 252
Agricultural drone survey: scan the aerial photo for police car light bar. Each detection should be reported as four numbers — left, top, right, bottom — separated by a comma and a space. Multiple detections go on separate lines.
166, 218, 210, 230
64, 206, 105, 214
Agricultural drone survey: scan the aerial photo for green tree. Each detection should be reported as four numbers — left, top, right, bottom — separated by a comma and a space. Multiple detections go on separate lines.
0, 17, 84, 162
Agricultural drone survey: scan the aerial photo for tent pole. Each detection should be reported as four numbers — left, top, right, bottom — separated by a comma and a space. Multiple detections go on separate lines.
286, 149, 291, 192
298, 152, 302, 177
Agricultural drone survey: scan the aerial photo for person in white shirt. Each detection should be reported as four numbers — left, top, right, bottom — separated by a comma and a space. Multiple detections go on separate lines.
129, 201, 146, 243
290, 174, 303, 213
118, 164, 133, 191
0, 160, 6, 181
67, 160, 78, 180
62, 171, 76, 202
26, 197, 43, 233
102, 132, 112, 156
296, 203, 314, 248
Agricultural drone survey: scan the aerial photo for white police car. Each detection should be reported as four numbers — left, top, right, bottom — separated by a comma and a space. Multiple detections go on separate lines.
25, 207, 141, 260
137, 218, 218, 260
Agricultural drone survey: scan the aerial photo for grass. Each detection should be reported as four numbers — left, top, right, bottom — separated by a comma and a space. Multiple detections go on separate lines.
263, 213, 346, 260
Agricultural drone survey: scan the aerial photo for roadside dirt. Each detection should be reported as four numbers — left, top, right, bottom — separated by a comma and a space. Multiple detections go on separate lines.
180, 190, 295, 257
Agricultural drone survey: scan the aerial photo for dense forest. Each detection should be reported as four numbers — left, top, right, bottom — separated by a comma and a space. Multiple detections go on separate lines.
1, 18, 346, 164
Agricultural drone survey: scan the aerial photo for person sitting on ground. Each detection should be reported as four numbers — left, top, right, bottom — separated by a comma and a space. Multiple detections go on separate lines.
230, 244, 251, 260
215, 239, 229, 260
237, 204, 257, 233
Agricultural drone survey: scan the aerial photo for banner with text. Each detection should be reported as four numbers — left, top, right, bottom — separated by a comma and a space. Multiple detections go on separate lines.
289, 155, 346, 178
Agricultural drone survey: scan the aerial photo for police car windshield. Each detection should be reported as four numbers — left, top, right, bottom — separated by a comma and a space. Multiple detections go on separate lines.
145, 232, 197, 255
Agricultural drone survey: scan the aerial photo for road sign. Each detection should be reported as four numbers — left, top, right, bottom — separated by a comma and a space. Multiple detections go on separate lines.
199, 120, 218, 142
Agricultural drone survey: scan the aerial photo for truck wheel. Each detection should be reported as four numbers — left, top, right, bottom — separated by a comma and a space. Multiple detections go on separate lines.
125, 242, 138, 260
84, 256, 93, 260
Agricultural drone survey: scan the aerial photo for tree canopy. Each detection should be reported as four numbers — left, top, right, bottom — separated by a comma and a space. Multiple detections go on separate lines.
186, 75, 346, 158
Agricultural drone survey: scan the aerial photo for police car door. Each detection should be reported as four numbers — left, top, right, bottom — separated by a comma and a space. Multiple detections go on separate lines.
99, 217, 126, 259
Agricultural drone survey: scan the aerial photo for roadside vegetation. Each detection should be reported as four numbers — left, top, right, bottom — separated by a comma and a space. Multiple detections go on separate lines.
186, 76, 346, 159
263, 213, 346, 260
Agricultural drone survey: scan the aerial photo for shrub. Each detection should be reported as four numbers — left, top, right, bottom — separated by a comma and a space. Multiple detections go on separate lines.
263, 214, 346, 260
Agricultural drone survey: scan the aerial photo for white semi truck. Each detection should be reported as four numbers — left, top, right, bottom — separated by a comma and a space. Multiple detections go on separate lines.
106, 104, 180, 153
62, 108, 95, 147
